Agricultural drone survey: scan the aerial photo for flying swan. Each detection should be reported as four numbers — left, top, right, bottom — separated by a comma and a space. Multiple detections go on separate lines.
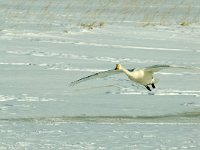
70, 64, 199, 91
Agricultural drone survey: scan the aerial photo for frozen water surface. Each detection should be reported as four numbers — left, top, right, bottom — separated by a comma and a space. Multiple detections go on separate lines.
0, 0, 200, 149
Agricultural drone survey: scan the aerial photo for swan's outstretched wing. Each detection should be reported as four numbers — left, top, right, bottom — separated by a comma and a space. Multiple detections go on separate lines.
144, 65, 200, 73
70, 69, 123, 86
143, 65, 174, 72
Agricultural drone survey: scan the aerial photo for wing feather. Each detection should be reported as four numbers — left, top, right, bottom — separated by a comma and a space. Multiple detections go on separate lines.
144, 65, 200, 73
70, 69, 122, 86
144, 65, 172, 72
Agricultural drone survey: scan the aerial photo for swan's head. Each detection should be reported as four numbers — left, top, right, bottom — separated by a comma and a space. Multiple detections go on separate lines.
115, 64, 122, 70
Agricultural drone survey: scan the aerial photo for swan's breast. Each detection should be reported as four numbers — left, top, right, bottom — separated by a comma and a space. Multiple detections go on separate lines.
129, 70, 152, 85
129, 70, 144, 80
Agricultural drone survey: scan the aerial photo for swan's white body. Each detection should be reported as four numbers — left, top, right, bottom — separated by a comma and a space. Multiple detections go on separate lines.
70, 64, 199, 91
119, 66, 153, 86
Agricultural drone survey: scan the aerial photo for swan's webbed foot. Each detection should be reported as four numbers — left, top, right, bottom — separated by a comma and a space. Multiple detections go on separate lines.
152, 83, 156, 89
145, 85, 151, 91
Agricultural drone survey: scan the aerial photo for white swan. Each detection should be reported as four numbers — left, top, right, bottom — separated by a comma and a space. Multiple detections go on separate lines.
70, 64, 199, 91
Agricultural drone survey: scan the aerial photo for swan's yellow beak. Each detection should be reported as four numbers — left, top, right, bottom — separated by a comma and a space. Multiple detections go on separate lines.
115, 64, 120, 70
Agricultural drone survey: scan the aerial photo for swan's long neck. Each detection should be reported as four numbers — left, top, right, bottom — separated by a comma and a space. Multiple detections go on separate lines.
121, 67, 132, 77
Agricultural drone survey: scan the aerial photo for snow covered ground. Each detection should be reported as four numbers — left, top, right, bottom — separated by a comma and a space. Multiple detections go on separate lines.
0, 0, 200, 149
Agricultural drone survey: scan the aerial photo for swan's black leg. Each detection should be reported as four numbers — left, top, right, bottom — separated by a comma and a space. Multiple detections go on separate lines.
145, 85, 151, 91
152, 83, 156, 89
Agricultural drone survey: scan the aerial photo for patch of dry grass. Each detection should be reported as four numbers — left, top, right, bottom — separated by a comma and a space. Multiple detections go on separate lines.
63, 29, 68, 34
180, 21, 190, 26
80, 21, 105, 30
